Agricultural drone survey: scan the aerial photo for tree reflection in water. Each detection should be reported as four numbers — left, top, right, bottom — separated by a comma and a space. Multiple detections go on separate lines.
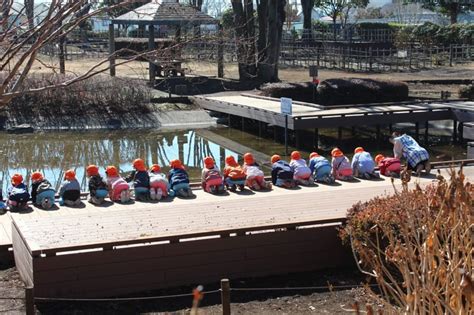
0, 130, 238, 192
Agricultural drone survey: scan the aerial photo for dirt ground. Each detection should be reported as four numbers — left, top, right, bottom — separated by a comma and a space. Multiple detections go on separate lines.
0, 265, 380, 314
34, 55, 474, 83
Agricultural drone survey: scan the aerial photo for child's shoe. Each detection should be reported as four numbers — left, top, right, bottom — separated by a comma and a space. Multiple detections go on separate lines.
415, 164, 424, 177
251, 181, 260, 190
41, 198, 53, 209
150, 190, 156, 200
238, 184, 245, 191
210, 186, 217, 194
363, 173, 372, 180
89, 196, 102, 205
424, 161, 431, 174
120, 190, 130, 203
229, 184, 237, 192
186, 188, 194, 197
64, 199, 76, 207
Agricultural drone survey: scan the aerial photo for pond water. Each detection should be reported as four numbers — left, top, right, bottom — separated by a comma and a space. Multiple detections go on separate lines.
0, 124, 467, 192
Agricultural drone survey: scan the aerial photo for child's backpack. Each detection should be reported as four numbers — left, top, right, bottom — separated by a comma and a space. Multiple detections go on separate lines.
380, 158, 401, 175
335, 157, 352, 176
205, 169, 222, 182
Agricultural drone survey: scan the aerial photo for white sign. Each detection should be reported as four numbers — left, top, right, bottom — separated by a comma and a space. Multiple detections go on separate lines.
280, 97, 292, 115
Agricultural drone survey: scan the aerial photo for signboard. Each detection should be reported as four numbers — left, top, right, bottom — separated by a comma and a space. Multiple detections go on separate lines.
280, 97, 293, 115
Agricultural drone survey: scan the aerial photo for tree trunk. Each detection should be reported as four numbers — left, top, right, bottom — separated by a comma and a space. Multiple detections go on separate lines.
448, 3, 459, 24
232, 0, 256, 80
257, 0, 285, 83
301, 0, 314, 41
24, 0, 34, 30
2, 0, 9, 32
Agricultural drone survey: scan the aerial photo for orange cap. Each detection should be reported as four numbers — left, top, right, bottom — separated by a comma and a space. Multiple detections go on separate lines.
150, 164, 161, 172
225, 156, 238, 166
271, 154, 281, 164
375, 154, 385, 165
243, 153, 254, 164
309, 152, 320, 159
331, 148, 343, 157
65, 169, 76, 180
86, 165, 99, 176
31, 172, 43, 182
11, 173, 23, 186
106, 165, 119, 177
133, 158, 146, 171
203, 156, 215, 168
170, 159, 184, 169
354, 147, 364, 154
291, 151, 301, 160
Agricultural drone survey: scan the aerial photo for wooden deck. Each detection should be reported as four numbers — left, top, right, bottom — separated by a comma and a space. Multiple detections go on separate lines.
193, 93, 474, 130
9, 167, 474, 297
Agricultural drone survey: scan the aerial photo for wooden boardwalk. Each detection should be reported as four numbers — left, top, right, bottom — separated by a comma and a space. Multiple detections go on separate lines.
193, 93, 474, 130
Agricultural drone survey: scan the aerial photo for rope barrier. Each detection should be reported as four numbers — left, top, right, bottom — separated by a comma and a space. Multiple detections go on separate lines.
230, 283, 379, 292
33, 289, 221, 302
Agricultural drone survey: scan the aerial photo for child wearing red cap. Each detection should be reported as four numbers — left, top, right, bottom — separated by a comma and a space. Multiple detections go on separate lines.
86, 165, 108, 205
271, 155, 296, 188
242, 153, 272, 190
7, 173, 30, 211
289, 151, 313, 185
59, 169, 81, 206
223, 156, 246, 192
149, 164, 169, 200
201, 156, 225, 194
105, 166, 131, 203
126, 159, 150, 201
31, 171, 55, 209
351, 147, 380, 179
331, 148, 353, 181
375, 154, 401, 177
168, 159, 194, 198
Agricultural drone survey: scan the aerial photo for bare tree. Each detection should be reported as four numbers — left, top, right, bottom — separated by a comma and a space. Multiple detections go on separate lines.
24, 0, 34, 30
301, 0, 315, 41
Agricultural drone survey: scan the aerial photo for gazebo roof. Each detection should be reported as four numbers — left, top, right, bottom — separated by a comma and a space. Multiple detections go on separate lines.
112, 0, 217, 26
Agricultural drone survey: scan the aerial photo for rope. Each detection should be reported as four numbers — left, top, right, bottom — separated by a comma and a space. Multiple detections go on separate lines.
230, 283, 379, 292
33, 289, 220, 302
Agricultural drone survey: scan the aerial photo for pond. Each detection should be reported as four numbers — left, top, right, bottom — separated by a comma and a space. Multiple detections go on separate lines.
0, 124, 466, 192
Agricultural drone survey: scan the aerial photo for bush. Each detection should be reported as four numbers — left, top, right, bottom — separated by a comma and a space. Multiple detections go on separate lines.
4, 74, 152, 117
260, 82, 315, 101
340, 171, 473, 313
460, 84, 474, 100
316, 78, 409, 106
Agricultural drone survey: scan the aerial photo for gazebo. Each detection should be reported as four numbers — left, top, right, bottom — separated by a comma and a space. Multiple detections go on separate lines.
108, 0, 222, 83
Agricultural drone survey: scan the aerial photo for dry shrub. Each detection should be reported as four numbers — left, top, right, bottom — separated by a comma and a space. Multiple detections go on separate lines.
340, 170, 473, 313
317, 78, 409, 106
2, 73, 152, 117
259, 82, 315, 101
460, 84, 474, 100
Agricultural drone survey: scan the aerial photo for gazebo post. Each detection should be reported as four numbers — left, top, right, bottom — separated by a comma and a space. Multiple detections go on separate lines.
148, 23, 156, 86
217, 23, 224, 78
109, 23, 116, 77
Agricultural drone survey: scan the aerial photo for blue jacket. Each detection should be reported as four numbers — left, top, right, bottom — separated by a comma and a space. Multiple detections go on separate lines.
309, 156, 332, 178
8, 183, 30, 202
126, 170, 150, 189
351, 152, 375, 174
271, 160, 294, 184
59, 179, 81, 196
168, 168, 190, 189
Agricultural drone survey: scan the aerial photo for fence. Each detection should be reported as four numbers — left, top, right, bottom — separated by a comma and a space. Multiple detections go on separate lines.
284, 27, 395, 43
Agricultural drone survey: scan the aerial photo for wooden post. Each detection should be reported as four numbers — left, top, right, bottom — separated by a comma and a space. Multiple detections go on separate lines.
449, 44, 453, 67
258, 121, 262, 137
424, 121, 429, 144
415, 122, 420, 141
313, 128, 319, 149
109, 24, 116, 77
273, 126, 278, 142
148, 24, 156, 86
453, 120, 458, 143
25, 286, 34, 315
217, 23, 224, 78
221, 279, 231, 315
459, 122, 464, 143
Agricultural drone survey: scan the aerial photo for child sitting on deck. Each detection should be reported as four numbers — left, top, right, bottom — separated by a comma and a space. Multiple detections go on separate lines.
7, 174, 30, 211
271, 155, 296, 188
375, 154, 401, 177
149, 164, 169, 200
201, 157, 225, 194
86, 165, 108, 205
351, 147, 380, 179
289, 151, 313, 186
59, 170, 81, 206
168, 159, 194, 198
308, 152, 334, 184
105, 166, 131, 203
331, 148, 353, 181
243, 153, 272, 190
126, 159, 150, 201
30, 172, 55, 209
223, 156, 246, 192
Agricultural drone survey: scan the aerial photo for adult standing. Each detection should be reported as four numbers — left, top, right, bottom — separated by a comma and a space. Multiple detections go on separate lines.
390, 131, 431, 176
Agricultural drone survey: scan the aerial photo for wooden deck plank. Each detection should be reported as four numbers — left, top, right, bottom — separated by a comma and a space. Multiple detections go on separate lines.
11, 167, 474, 255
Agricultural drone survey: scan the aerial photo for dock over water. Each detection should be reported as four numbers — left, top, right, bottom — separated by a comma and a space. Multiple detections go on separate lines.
6, 166, 474, 298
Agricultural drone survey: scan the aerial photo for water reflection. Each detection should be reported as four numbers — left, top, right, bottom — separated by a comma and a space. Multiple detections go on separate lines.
0, 130, 238, 192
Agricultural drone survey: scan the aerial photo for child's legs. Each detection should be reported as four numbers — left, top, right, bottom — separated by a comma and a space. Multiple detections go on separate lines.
316, 166, 331, 181
112, 183, 129, 201
205, 177, 223, 192
135, 187, 150, 198
151, 182, 168, 197
226, 178, 245, 186
173, 182, 190, 192
36, 190, 55, 205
